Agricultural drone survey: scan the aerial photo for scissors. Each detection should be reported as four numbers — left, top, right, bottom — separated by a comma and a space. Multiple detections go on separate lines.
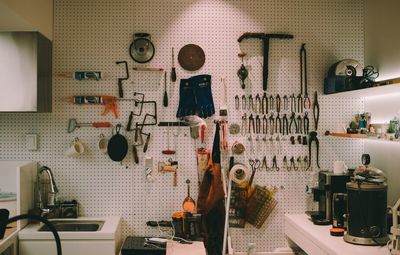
248, 159, 261, 187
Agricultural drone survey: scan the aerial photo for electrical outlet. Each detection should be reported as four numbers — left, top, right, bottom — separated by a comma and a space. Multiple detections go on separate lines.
26, 134, 38, 151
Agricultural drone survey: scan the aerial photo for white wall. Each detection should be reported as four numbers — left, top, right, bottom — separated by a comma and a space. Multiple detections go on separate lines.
364, 0, 400, 81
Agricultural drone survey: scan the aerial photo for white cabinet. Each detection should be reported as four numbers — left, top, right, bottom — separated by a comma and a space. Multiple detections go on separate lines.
0, 32, 52, 112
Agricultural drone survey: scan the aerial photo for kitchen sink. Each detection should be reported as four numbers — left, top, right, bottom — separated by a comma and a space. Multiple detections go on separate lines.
38, 220, 104, 232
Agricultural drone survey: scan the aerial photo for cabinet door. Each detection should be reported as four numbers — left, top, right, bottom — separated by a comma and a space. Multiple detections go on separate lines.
0, 32, 38, 112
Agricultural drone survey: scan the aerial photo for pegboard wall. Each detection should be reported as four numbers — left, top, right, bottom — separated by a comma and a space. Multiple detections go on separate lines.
0, 0, 366, 252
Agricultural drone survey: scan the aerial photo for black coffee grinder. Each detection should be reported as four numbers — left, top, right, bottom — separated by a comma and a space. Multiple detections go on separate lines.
311, 171, 350, 225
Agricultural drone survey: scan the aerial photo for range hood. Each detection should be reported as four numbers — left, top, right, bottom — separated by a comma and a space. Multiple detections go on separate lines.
0, 32, 52, 112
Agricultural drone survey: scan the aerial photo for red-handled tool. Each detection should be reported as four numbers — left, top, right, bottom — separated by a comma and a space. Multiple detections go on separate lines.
67, 119, 112, 133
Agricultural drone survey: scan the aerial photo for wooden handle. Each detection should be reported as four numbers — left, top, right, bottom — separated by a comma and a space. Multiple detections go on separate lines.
92, 122, 112, 128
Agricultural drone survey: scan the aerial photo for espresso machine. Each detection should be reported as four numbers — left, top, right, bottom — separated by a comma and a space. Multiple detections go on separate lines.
311, 171, 350, 225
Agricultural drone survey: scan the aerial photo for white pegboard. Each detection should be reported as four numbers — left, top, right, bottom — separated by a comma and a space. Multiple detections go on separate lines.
0, 0, 366, 252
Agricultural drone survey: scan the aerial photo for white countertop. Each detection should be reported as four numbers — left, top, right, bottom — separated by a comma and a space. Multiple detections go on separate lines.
285, 214, 390, 255
18, 216, 121, 240
166, 240, 206, 255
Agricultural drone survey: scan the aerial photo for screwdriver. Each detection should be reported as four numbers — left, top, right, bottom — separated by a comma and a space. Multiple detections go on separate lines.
171, 47, 177, 82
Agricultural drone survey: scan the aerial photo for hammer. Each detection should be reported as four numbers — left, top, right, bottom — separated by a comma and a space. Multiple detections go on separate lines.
238, 33, 294, 91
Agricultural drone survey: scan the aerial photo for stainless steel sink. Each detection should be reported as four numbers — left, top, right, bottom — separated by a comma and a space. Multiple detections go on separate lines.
38, 220, 104, 232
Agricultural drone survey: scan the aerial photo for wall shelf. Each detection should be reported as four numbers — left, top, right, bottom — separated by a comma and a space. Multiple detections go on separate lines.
328, 133, 368, 138
325, 81, 400, 98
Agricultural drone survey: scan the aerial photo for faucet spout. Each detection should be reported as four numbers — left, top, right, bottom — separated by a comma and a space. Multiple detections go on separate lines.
39, 166, 58, 194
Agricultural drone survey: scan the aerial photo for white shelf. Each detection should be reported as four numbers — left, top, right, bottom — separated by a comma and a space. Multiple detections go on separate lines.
325, 82, 400, 98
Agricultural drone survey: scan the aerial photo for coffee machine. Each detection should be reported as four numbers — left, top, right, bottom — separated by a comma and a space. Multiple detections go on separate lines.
311, 171, 350, 225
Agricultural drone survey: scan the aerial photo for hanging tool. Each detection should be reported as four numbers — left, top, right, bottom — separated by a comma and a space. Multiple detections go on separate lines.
303, 112, 310, 135
307, 131, 320, 170
116, 61, 129, 98
289, 157, 298, 171
182, 179, 196, 213
283, 156, 288, 171
276, 94, 281, 113
255, 94, 261, 114
248, 159, 261, 187
283, 95, 288, 111
269, 95, 274, 112
255, 115, 261, 141
237, 52, 248, 89
171, 47, 177, 82
241, 95, 247, 111
163, 71, 168, 107
297, 115, 303, 134
72, 95, 119, 118
289, 112, 298, 134
126, 111, 134, 131
290, 94, 296, 113
132, 67, 164, 72
67, 119, 111, 133
275, 113, 282, 134
238, 33, 294, 91
313, 91, 320, 131
162, 123, 175, 155
297, 93, 303, 113
129, 33, 155, 63
271, 156, 279, 171
262, 93, 268, 114
261, 156, 270, 171
282, 114, 289, 136
241, 113, 248, 136
269, 114, 275, 135
262, 115, 268, 135
143, 133, 151, 153
219, 78, 228, 117
235, 95, 240, 110
248, 95, 254, 111
248, 114, 255, 134
300, 44, 311, 110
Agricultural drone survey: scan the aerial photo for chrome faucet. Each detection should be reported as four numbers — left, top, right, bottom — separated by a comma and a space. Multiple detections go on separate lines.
36, 166, 59, 217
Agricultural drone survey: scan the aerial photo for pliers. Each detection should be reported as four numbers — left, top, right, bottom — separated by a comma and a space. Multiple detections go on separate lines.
289, 112, 298, 134
297, 93, 303, 113
307, 131, 321, 170
275, 113, 282, 134
262, 92, 268, 114
313, 91, 319, 131
283, 95, 289, 111
262, 115, 268, 134
290, 93, 296, 113
303, 112, 310, 135
282, 114, 289, 136
269, 95, 274, 112
297, 115, 303, 134
248, 114, 255, 134
248, 95, 254, 112
276, 94, 281, 113
241, 95, 247, 111
255, 94, 261, 113
269, 113, 275, 135
289, 156, 298, 171
241, 113, 247, 136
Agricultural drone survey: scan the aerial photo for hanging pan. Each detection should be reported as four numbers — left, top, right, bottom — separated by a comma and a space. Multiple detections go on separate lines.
107, 124, 128, 162
129, 33, 155, 63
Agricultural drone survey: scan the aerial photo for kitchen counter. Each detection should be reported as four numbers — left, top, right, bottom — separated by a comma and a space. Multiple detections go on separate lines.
285, 214, 390, 255
0, 222, 18, 254
166, 240, 206, 255
19, 216, 121, 240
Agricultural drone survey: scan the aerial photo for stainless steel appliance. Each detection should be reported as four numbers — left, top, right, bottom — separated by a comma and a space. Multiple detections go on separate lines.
345, 180, 388, 245
311, 171, 350, 225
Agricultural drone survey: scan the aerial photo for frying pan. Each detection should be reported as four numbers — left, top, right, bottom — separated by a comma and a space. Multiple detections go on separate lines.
129, 33, 155, 63
107, 124, 128, 162
182, 179, 196, 213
